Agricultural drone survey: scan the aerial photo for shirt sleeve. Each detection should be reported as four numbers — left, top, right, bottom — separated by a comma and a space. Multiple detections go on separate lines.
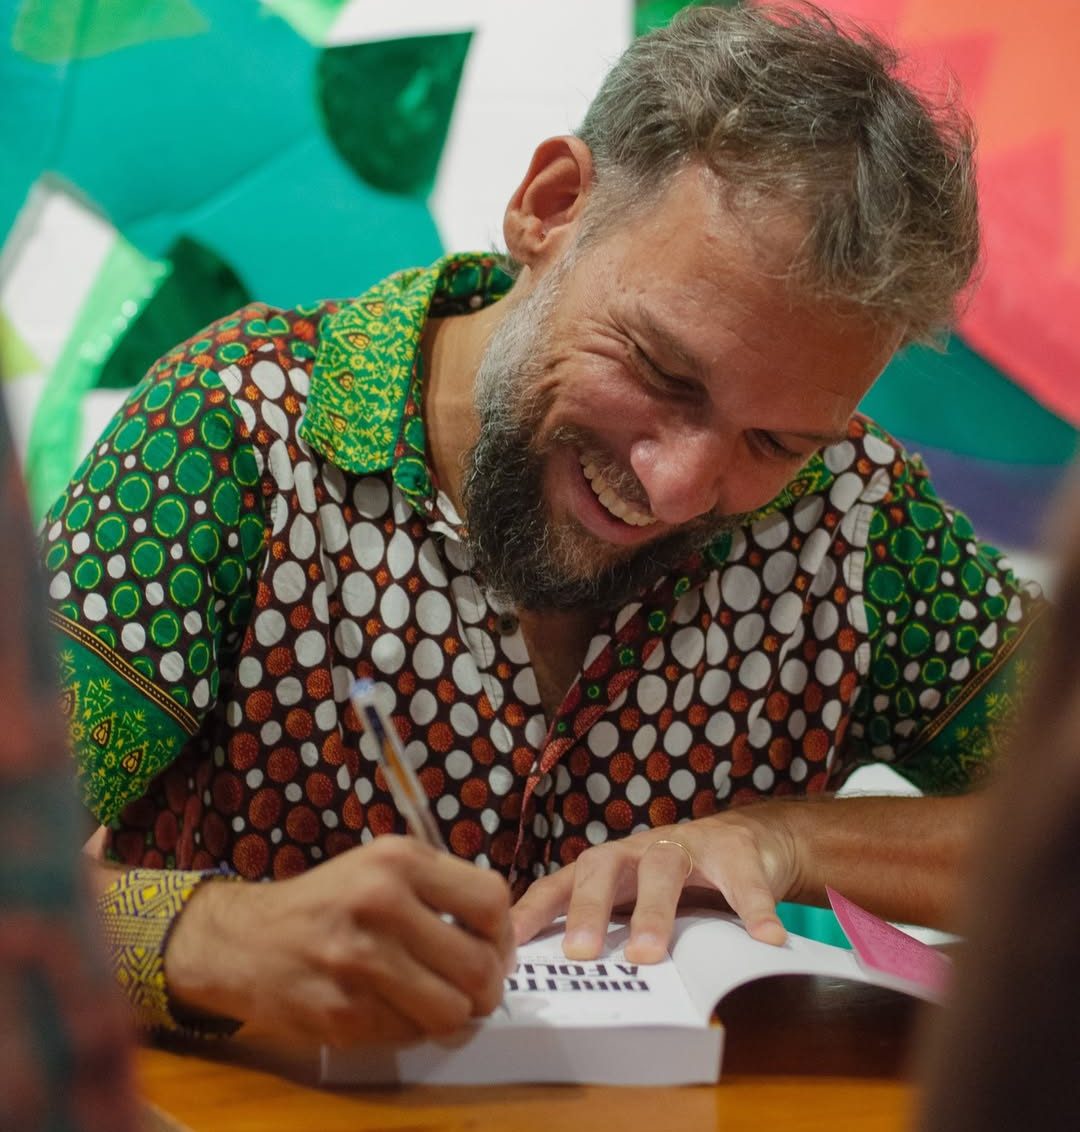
98, 867, 243, 1034
844, 444, 1046, 793
41, 312, 270, 826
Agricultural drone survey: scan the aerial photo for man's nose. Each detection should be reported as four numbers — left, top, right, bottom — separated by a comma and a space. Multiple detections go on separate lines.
628, 428, 727, 526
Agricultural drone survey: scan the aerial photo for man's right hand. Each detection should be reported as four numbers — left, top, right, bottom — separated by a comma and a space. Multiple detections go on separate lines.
162, 836, 515, 1045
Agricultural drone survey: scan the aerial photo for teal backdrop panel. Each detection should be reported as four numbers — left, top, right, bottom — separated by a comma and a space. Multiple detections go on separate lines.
122, 131, 444, 310
862, 336, 1079, 467
0, 1, 65, 239
31, 1, 316, 237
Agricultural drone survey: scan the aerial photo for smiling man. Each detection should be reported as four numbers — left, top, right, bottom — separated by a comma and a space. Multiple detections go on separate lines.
43, 4, 1042, 1041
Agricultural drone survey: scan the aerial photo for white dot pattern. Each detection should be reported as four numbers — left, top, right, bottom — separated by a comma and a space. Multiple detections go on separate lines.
42, 287, 1042, 895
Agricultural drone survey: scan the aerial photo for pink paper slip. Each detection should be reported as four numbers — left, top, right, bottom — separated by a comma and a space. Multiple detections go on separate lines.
827, 886, 952, 1002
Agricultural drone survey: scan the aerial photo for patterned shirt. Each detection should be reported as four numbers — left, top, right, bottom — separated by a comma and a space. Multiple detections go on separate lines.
44, 253, 1041, 1024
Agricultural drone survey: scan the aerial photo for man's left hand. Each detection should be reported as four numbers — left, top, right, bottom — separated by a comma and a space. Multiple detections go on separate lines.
511, 804, 797, 962
512, 792, 977, 963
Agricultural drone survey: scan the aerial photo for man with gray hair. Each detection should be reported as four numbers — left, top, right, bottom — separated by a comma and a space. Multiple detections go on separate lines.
44, 3, 1040, 1043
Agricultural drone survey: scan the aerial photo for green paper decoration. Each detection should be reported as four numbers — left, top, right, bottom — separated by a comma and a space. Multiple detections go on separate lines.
25, 234, 167, 516
261, 0, 347, 44
97, 236, 250, 390
316, 31, 473, 197
0, 312, 41, 380
634, 0, 740, 37
13, 0, 208, 63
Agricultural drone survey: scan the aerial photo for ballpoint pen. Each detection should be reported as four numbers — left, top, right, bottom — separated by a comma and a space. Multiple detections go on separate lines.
351, 676, 514, 1010
350, 676, 448, 850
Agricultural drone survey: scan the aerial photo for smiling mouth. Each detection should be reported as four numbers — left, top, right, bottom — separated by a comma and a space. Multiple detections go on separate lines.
578, 453, 658, 528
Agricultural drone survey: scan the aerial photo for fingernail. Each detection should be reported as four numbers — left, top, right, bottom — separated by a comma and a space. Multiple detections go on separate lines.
753, 919, 787, 946
627, 932, 665, 961
562, 929, 597, 958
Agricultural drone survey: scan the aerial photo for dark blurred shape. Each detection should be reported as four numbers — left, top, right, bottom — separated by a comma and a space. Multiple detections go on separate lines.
0, 388, 137, 1131
918, 469, 1080, 1130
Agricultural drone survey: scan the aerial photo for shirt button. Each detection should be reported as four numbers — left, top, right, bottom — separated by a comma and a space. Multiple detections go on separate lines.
495, 612, 519, 636
469, 294, 484, 310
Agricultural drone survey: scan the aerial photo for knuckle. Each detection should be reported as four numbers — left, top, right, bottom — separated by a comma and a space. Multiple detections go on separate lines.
456, 942, 503, 1002
471, 975, 507, 1019
317, 927, 381, 981
323, 999, 366, 1043
423, 992, 473, 1037
570, 850, 618, 891
470, 873, 512, 933
717, 821, 760, 858
369, 833, 421, 871
311, 930, 352, 977
572, 843, 613, 872
355, 872, 401, 916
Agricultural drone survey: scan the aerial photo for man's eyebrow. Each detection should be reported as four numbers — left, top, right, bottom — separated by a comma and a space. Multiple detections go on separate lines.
633, 307, 706, 374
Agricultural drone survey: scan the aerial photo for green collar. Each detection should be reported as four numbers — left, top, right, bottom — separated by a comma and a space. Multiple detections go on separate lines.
298, 250, 834, 530
299, 252, 513, 507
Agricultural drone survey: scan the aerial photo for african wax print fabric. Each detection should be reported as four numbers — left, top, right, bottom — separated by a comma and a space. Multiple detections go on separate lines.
43, 254, 1042, 903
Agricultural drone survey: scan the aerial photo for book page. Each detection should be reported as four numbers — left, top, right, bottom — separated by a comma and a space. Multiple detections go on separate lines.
669, 912, 872, 1017
489, 922, 703, 1029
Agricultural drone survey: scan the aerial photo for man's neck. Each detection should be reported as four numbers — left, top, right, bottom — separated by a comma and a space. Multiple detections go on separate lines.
516, 606, 605, 724
420, 300, 505, 516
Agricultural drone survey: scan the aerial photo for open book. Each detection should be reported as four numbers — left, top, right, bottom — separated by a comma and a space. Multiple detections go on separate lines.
321, 892, 950, 1087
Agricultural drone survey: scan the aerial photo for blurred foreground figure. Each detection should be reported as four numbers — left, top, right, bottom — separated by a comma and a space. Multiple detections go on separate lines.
918, 478, 1080, 1131
0, 390, 136, 1131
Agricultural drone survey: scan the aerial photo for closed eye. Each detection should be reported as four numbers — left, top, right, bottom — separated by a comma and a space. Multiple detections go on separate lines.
750, 430, 804, 460
631, 341, 699, 399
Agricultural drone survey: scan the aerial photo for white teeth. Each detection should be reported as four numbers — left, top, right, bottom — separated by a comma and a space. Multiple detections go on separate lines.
577, 453, 657, 527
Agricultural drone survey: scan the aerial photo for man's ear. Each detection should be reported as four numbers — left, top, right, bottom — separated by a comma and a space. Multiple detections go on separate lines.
504, 136, 595, 268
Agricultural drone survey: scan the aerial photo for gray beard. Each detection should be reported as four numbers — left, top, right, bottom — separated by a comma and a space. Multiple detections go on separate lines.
463, 420, 731, 611
459, 262, 736, 612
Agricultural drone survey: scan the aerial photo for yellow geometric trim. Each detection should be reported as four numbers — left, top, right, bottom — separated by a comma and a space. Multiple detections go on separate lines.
99, 868, 242, 1035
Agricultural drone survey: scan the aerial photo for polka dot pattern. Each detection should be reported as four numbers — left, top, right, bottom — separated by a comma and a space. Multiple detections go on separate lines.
44, 259, 1043, 892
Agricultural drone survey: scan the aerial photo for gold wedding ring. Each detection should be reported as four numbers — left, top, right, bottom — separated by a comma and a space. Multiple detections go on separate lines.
647, 838, 695, 881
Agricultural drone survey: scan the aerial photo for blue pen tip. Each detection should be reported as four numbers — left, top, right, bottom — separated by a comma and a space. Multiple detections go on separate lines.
352, 677, 386, 741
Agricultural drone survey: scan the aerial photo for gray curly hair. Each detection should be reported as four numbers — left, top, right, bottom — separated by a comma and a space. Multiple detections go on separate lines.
575, 3, 979, 345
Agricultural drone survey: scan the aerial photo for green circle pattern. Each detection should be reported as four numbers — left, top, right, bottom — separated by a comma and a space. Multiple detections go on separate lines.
95, 514, 127, 553
143, 430, 178, 472
854, 421, 1039, 779
111, 582, 142, 619
45, 351, 272, 718
117, 473, 153, 513
87, 455, 118, 493
153, 496, 188, 539
176, 450, 214, 494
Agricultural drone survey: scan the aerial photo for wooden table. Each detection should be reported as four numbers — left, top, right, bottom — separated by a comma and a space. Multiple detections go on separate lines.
139, 975, 928, 1132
